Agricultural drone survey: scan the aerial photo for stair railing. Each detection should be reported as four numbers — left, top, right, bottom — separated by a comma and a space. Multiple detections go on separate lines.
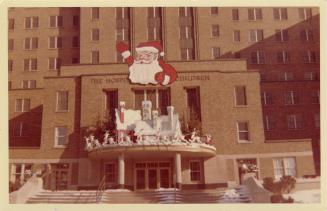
95, 175, 106, 203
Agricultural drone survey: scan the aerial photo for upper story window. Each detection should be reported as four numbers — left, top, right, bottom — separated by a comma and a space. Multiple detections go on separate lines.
180, 26, 193, 39
8, 39, 14, 51
185, 87, 201, 123
116, 7, 129, 20
181, 48, 194, 61
49, 36, 63, 49
48, 57, 61, 70
116, 28, 130, 41
211, 25, 220, 37
249, 29, 264, 42
212, 47, 220, 59
91, 51, 99, 64
8, 18, 14, 30
8, 60, 13, 72
210, 7, 219, 15
279, 72, 294, 81
298, 8, 312, 20
277, 51, 291, 64
300, 29, 314, 41
24, 58, 37, 71
264, 115, 276, 131
314, 113, 320, 128
49, 15, 63, 28
92, 7, 99, 20
250, 51, 265, 64
311, 90, 320, 104
25, 17, 38, 29
273, 157, 296, 179
56, 91, 69, 112
304, 72, 318, 80
234, 86, 247, 106
54, 126, 68, 147
190, 161, 201, 181
287, 114, 303, 129
303, 50, 317, 63
275, 29, 289, 42
13, 122, 25, 137
233, 30, 241, 42
91, 28, 100, 41
73, 15, 79, 27
148, 27, 162, 41
72, 36, 79, 47
237, 122, 250, 143
273, 8, 288, 20
24, 37, 38, 50
15, 99, 30, 112
179, 7, 193, 17
248, 8, 262, 21
284, 91, 299, 105
232, 8, 239, 20
22, 80, 36, 89
261, 92, 273, 105
148, 7, 161, 18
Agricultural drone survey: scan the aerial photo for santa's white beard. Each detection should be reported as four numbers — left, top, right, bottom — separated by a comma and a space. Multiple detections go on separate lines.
129, 60, 163, 85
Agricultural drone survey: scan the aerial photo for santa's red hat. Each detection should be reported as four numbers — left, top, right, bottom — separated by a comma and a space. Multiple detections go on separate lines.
136, 41, 164, 56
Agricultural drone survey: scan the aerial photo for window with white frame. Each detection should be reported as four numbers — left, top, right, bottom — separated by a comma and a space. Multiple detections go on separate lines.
304, 72, 317, 80
261, 92, 273, 105
279, 72, 294, 81
300, 29, 314, 41
250, 51, 265, 64
249, 29, 264, 42
134, 88, 170, 115
179, 7, 192, 17
232, 8, 239, 20
211, 7, 219, 15
287, 114, 303, 129
303, 50, 317, 63
92, 7, 100, 20
24, 58, 37, 71
24, 37, 38, 50
180, 26, 192, 39
237, 122, 249, 142
248, 8, 262, 20
25, 17, 38, 29
49, 15, 63, 28
284, 91, 299, 104
275, 29, 289, 42
116, 28, 129, 41
49, 36, 62, 49
212, 47, 220, 59
180, 48, 194, 61
273, 8, 288, 20
264, 115, 276, 130
11, 163, 33, 182
148, 27, 161, 41
235, 86, 247, 106
15, 99, 30, 112
190, 161, 201, 181
298, 8, 312, 20
91, 28, 100, 41
13, 122, 25, 137
116, 7, 129, 20
56, 91, 69, 111
233, 30, 241, 42
147, 7, 161, 18
54, 126, 68, 147
48, 57, 61, 70
314, 113, 320, 128
273, 157, 296, 179
91, 51, 99, 64
211, 25, 220, 37
277, 51, 291, 64
22, 80, 36, 89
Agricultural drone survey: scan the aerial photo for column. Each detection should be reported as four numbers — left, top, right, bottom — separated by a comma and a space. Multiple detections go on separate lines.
20, 164, 25, 183
175, 153, 182, 189
118, 153, 125, 189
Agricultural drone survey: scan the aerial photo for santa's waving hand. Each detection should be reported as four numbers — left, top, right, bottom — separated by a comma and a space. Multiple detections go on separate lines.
116, 41, 177, 85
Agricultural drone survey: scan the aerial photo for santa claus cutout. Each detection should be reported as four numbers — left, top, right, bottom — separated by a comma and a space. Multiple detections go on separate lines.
116, 41, 177, 85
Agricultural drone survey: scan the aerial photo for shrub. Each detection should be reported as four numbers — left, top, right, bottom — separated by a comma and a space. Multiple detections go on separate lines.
262, 175, 296, 203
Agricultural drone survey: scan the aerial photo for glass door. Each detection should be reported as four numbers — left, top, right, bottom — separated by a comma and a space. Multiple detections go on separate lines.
159, 168, 170, 188
136, 169, 146, 190
148, 169, 158, 189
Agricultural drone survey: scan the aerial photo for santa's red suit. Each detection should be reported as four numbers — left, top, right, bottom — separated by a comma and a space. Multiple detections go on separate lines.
116, 41, 177, 85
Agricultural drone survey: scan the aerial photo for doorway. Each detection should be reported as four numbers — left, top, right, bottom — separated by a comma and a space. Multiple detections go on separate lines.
54, 163, 69, 190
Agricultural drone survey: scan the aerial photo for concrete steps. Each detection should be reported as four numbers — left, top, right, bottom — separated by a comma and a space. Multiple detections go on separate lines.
26, 191, 97, 204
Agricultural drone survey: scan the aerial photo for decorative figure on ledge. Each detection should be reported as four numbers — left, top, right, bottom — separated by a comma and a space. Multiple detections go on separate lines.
116, 41, 177, 85
190, 128, 202, 143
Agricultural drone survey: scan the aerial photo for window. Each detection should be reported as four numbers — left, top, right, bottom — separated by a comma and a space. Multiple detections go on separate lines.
279, 72, 294, 81
287, 114, 303, 129
9, 81, 12, 90
13, 122, 24, 137
211, 7, 219, 15
72, 58, 79, 64
22, 80, 36, 89
8, 60, 13, 72
185, 87, 201, 123
190, 161, 201, 181
92, 28, 100, 41
54, 126, 68, 147
72, 36, 79, 47
248, 8, 262, 20
232, 8, 239, 20
249, 29, 264, 42
179, 7, 193, 17
180, 26, 193, 39
234, 52, 241, 58
250, 51, 265, 64
300, 29, 314, 41
273, 8, 288, 20
9, 18, 15, 30
92, 7, 99, 19
233, 30, 241, 42
116, 7, 129, 19
304, 72, 317, 80
49, 36, 62, 49
15, 99, 30, 112
237, 122, 249, 142
24, 37, 38, 50
181, 48, 194, 61
134, 89, 170, 115
273, 158, 296, 179
303, 51, 317, 63
116, 28, 130, 41
211, 25, 220, 37
314, 113, 320, 128
264, 115, 276, 130
148, 27, 162, 41
285, 91, 299, 104
235, 86, 247, 106
261, 92, 273, 105
147, 7, 161, 18
8, 39, 14, 51
116, 53, 124, 63
48, 58, 61, 70
49, 15, 63, 28
56, 91, 69, 111
73, 15, 79, 27
277, 51, 291, 64
212, 47, 220, 59
275, 29, 289, 42
24, 58, 37, 71
299, 8, 312, 20
25, 17, 38, 29
104, 163, 117, 185
311, 90, 319, 104
92, 51, 99, 64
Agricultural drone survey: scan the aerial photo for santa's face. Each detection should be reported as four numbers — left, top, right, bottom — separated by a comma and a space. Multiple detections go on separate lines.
135, 51, 158, 64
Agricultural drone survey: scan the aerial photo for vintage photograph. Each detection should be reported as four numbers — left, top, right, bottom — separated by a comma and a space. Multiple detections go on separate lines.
7, 6, 320, 204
